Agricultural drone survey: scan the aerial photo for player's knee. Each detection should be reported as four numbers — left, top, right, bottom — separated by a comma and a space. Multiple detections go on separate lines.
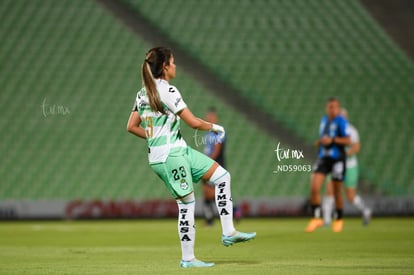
311, 187, 320, 196
209, 165, 229, 184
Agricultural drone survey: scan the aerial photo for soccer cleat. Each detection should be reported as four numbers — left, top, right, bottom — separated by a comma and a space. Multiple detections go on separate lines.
305, 218, 324, 232
180, 259, 215, 268
362, 208, 372, 226
332, 219, 344, 233
222, 231, 256, 247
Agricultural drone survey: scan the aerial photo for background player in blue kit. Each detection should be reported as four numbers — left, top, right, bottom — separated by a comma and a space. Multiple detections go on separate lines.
201, 108, 242, 226
322, 108, 372, 226
305, 97, 351, 233
201, 108, 225, 226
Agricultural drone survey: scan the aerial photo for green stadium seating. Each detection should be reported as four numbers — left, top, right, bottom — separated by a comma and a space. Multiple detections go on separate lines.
0, 0, 310, 201
1, 0, 412, 201
124, 0, 414, 196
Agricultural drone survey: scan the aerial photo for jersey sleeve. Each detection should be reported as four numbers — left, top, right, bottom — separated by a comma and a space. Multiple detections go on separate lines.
162, 85, 187, 114
131, 100, 138, 112
339, 117, 350, 137
350, 126, 360, 143
132, 90, 143, 112
319, 116, 327, 137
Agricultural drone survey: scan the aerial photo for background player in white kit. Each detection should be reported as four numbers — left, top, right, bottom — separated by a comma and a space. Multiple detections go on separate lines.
322, 108, 371, 225
127, 47, 255, 268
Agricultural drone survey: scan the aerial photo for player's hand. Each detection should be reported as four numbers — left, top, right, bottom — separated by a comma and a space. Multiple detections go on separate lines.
210, 123, 225, 139
320, 135, 333, 146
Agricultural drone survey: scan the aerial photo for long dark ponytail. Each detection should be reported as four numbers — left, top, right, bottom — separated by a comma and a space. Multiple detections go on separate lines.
141, 47, 172, 114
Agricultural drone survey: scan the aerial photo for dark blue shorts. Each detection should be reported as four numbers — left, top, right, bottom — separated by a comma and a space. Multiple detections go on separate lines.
312, 157, 346, 181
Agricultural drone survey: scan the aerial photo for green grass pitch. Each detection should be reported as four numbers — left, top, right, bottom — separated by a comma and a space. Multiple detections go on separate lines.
0, 218, 413, 274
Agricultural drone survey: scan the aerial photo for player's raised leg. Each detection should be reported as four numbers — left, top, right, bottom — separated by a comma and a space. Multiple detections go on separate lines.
204, 163, 256, 246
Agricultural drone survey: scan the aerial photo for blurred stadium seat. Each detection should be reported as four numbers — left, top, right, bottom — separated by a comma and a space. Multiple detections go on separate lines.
0, 0, 309, 201
0, 0, 412, 203
124, 0, 414, 196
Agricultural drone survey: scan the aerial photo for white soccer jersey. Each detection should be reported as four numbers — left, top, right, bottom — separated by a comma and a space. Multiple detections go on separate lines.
134, 79, 188, 164
346, 123, 359, 168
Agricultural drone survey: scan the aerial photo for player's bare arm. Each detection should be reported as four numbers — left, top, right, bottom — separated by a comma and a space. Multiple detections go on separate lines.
178, 108, 212, 130
320, 136, 351, 146
179, 108, 225, 138
127, 111, 146, 139
347, 141, 360, 156
332, 136, 351, 146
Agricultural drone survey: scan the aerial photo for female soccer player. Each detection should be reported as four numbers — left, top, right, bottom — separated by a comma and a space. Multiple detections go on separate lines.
127, 47, 255, 268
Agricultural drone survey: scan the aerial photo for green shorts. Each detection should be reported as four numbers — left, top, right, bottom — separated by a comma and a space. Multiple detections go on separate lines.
150, 146, 215, 198
344, 166, 358, 188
